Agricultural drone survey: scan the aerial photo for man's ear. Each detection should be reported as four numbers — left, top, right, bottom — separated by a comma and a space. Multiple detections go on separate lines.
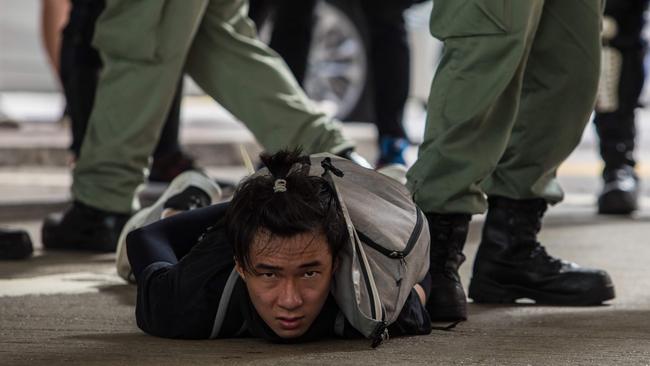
234, 258, 246, 281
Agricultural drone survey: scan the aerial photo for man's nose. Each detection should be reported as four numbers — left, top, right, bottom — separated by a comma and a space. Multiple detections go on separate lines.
277, 279, 303, 310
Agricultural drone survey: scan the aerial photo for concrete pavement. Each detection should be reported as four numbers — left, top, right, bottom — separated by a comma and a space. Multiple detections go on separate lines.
2, 203, 650, 366
2, 194, 650, 364
2, 95, 650, 365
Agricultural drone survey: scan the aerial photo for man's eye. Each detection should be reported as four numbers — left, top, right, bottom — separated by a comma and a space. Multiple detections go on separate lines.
261, 272, 276, 278
303, 271, 318, 278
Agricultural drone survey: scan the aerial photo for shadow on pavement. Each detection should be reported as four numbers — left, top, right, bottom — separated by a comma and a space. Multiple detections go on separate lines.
0, 250, 114, 278
98, 283, 136, 306
543, 212, 650, 229
7, 332, 371, 366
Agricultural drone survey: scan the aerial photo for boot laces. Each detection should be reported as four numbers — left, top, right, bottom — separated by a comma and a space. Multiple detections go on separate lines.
529, 244, 559, 264
520, 220, 561, 265
511, 206, 561, 267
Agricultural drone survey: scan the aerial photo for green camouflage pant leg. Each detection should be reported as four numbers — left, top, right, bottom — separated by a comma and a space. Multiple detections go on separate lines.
185, 0, 352, 155
407, 0, 601, 214
73, 0, 204, 213
73, 0, 352, 213
481, 0, 603, 203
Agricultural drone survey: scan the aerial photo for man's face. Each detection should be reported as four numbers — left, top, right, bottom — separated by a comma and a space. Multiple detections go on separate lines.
236, 230, 336, 339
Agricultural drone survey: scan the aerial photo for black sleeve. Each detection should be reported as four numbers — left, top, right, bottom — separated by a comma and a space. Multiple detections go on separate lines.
127, 203, 237, 339
127, 202, 230, 278
387, 289, 432, 336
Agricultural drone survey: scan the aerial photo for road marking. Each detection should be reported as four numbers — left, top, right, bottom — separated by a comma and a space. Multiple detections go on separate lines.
0, 272, 124, 297
559, 162, 650, 178
562, 192, 650, 208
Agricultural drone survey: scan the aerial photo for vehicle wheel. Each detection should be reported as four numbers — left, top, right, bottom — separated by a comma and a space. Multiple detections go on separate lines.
303, 0, 371, 121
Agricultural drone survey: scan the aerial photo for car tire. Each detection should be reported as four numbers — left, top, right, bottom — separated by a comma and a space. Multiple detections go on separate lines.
304, 0, 373, 121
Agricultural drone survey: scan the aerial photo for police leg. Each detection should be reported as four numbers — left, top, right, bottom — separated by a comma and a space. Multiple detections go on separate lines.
184, 0, 353, 155
42, 0, 209, 252
470, 0, 615, 306
406, 0, 544, 320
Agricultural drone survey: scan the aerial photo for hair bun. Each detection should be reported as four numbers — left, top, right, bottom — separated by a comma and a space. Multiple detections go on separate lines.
273, 179, 287, 193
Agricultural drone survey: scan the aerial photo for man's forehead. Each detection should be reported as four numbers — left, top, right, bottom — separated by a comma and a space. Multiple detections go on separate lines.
250, 230, 331, 265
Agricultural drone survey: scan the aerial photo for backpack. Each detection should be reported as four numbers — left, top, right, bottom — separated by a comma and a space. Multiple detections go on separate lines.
309, 153, 430, 347
209, 153, 430, 347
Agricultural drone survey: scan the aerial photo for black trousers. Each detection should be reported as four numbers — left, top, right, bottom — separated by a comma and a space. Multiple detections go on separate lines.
60, 0, 183, 159
593, 0, 649, 169
360, 0, 412, 139
249, 0, 413, 139
248, 0, 318, 84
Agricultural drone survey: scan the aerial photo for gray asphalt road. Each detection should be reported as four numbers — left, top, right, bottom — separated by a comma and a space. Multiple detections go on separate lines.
2, 205, 650, 365
2, 97, 650, 366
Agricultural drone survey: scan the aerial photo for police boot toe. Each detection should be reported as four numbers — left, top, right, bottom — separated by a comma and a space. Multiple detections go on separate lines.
42, 201, 130, 253
0, 228, 33, 260
598, 166, 639, 215
427, 271, 467, 321
469, 255, 615, 305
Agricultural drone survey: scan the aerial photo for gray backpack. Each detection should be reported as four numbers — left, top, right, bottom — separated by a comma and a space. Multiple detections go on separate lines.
210, 153, 430, 347
310, 153, 430, 347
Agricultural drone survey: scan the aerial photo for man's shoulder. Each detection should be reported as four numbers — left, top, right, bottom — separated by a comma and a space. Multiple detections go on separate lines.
187, 221, 232, 255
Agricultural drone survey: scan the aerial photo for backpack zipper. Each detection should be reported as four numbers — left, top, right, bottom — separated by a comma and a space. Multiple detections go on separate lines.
353, 235, 379, 320
356, 209, 424, 259
370, 322, 389, 348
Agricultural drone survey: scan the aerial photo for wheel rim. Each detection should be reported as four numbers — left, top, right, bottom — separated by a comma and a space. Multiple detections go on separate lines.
304, 2, 367, 119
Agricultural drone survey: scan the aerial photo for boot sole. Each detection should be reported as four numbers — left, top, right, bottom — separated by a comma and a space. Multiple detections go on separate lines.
468, 277, 615, 306
598, 190, 638, 215
427, 303, 467, 322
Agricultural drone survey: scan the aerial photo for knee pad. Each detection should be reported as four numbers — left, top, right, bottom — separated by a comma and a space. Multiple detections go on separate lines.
596, 16, 623, 113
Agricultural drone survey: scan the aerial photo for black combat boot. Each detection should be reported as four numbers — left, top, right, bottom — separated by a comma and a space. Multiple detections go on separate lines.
42, 201, 130, 252
595, 111, 639, 215
0, 228, 33, 260
598, 164, 639, 215
425, 213, 472, 321
468, 196, 615, 305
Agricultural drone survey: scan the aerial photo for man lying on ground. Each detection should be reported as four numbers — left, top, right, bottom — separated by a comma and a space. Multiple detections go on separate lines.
122, 150, 432, 342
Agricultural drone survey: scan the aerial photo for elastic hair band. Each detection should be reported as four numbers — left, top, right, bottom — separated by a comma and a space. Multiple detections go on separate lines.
273, 179, 287, 193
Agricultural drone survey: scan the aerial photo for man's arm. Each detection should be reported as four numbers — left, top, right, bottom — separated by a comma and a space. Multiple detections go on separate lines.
127, 203, 236, 339
127, 202, 229, 278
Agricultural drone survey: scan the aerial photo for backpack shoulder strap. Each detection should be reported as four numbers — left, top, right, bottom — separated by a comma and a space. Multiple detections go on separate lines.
209, 268, 240, 339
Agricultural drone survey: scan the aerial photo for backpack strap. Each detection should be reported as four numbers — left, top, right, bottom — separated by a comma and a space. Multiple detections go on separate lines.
209, 268, 239, 339
334, 311, 346, 337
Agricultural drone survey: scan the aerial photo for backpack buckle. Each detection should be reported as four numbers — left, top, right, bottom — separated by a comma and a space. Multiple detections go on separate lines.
321, 157, 344, 178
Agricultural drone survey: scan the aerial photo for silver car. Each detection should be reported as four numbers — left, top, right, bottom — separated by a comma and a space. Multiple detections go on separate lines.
295, 0, 440, 120
0, 0, 441, 121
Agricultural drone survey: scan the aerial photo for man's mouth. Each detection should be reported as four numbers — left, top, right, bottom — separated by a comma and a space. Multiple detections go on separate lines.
277, 316, 304, 330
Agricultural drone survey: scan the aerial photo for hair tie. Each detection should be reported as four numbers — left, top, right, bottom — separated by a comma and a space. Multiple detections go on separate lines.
273, 179, 287, 193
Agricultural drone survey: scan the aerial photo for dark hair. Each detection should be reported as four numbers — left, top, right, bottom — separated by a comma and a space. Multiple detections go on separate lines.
226, 148, 349, 273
